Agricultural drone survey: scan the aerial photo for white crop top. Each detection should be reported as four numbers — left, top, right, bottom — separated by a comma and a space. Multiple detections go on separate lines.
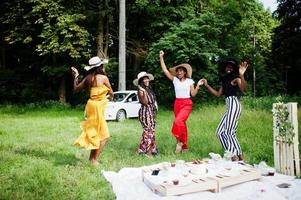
173, 77, 195, 98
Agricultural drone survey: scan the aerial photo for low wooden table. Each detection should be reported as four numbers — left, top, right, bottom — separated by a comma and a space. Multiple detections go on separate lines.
209, 168, 261, 192
142, 161, 261, 196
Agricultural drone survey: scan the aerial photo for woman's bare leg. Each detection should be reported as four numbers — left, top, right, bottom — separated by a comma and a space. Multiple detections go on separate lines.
89, 150, 96, 161
94, 138, 109, 161
89, 150, 100, 166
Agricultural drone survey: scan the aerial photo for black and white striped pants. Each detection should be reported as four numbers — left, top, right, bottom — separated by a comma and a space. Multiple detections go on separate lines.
216, 96, 242, 156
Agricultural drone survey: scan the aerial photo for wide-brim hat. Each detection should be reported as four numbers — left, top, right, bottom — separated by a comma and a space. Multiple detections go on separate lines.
84, 56, 109, 71
169, 63, 192, 78
223, 59, 238, 70
220, 58, 239, 74
133, 71, 154, 86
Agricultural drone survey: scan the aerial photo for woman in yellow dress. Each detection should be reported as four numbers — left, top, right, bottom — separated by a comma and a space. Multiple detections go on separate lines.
71, 56, 113, 166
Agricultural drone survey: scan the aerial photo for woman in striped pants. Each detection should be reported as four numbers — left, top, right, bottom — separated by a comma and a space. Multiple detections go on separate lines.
202, 59, 248, 161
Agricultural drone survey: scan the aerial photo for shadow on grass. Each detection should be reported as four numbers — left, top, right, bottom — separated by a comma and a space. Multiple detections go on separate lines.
12, 147, 80, 166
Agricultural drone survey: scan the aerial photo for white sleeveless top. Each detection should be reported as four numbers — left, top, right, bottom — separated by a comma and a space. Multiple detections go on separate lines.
173, 77, 194, 98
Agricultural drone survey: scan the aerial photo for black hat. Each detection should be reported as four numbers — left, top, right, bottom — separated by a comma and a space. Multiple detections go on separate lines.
218, 57, 239, 75
223, 58, 239, 75
225, 58, 238, 69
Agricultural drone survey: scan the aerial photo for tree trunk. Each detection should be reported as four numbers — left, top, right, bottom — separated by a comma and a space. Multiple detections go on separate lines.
104, 15, 109, 57
96, 1, 109, 59
118, 0, 126, 91
97, 15, 105, 58
132, 53, 142, 77
58, 76, 66, 103
0, 28, 5, 69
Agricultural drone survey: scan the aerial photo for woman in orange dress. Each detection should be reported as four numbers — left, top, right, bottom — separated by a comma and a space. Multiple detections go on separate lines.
71, 56, 113, 166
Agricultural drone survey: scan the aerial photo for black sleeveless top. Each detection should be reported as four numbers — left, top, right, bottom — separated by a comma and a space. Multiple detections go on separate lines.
221, 74, 239, 97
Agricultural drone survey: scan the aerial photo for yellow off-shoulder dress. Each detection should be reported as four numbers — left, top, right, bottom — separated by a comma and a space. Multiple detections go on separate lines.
74, 85, 110, 149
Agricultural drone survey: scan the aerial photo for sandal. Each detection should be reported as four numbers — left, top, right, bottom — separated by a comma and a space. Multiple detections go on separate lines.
145, 153, 153, 159
181, 148, 189, 153
90, 159, 100, 167
175, 142, 183, 153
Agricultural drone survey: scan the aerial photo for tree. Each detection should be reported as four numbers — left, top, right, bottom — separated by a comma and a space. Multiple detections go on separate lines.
2, 0, 90, 102
0, 0, 282, 103
125, 0, 209, 82
217, 0, 278, 96
272, 0, 301, 94
84, 0, 114, 58
144, 0, 278, 102
145, 11, 227, 103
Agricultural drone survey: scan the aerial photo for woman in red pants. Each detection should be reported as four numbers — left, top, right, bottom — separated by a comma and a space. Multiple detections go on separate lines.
159, 50, 203, 153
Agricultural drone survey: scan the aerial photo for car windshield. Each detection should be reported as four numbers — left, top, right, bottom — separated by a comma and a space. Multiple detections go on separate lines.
112, 93, 130, 102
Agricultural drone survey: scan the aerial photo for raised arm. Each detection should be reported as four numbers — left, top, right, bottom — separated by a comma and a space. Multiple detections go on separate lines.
203, 79, 223, 97
237, 61, 248, 94
190, 79, 204, 97
159, 50, 174, 80
231, 61, 248, 94
71, 66, 85, 92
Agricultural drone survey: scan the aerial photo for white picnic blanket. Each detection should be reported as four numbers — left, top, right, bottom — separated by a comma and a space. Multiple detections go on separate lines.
102, 164, 301, 200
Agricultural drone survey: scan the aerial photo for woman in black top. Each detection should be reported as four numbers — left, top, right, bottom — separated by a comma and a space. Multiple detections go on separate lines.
202, 59, 248, 161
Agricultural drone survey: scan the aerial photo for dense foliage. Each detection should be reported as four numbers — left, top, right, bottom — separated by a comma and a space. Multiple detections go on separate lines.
0, 0, 298, 104
272, 0, 301, 94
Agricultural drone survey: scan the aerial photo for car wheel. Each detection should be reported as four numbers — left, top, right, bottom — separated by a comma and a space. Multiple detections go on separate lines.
116, 109, 126, 122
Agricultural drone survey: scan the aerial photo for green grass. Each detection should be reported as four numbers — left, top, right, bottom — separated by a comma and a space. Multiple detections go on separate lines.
0, 101, 300, 199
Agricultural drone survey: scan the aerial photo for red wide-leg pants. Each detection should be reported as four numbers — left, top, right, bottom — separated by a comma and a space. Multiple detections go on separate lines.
171, 98, 192, 149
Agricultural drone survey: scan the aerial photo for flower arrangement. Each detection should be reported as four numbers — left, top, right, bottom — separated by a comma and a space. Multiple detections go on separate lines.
272, 102, 294, 144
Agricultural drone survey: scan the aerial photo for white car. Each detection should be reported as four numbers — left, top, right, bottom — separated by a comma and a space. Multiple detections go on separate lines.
105, 90, 141, 121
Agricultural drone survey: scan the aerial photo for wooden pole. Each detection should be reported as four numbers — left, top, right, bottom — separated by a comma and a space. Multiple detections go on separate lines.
273, 103, 280, 171
118, 0, 126, 91
288, 103, 300, 176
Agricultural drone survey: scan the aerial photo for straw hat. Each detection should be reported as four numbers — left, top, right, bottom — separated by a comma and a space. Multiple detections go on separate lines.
169, 63, 192, 78
133, 71, 154, 86
84, 56, 108, 71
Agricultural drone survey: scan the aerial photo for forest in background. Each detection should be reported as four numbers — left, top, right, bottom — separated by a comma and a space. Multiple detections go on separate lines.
0, 0, 300, 105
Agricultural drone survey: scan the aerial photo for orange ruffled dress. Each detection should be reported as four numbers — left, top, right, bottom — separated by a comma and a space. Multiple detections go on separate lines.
74, 85, 110, 150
